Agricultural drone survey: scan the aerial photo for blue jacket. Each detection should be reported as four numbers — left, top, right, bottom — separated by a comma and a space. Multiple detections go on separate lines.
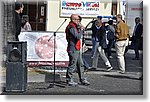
96, 26, 107, 49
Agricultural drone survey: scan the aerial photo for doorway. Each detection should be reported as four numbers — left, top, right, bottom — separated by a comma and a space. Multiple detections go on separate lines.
23, 1, 47, 31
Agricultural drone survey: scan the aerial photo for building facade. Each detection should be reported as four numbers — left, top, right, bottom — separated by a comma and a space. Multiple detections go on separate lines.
1, 0, 143, 65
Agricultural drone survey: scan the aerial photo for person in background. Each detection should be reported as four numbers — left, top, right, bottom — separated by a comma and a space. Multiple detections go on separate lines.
131, 17, 143, 60
65, 14, 90, 87
14, 2, 24, 41
21, 15, 32, 31
106, 20, 115, 59
115, 14, 129, 74
91, 16, 102, 58
78, 15, 90, 72
91, 20, 113, 71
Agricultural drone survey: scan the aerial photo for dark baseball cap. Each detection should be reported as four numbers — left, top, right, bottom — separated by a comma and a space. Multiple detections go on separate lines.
97, 16, 102, 19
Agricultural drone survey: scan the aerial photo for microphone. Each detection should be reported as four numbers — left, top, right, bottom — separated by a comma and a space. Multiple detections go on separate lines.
65, 19, 67, 21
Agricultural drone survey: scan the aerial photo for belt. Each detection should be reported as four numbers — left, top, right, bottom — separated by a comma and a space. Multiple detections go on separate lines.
117, 39, 127, 41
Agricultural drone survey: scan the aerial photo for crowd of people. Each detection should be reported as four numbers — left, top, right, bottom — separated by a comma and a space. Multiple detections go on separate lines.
65, 13, 143, 86
14, 2, 143, 87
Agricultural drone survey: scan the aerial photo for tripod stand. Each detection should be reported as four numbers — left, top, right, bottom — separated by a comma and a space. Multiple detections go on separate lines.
47, 19, 67, 88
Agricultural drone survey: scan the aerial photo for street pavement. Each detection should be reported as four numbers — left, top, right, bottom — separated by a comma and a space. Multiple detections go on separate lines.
1, 49, 143, 95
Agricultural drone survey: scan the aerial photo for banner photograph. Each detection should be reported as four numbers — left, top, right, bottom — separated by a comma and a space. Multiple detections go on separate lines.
19, 32, 69, 62
60, 0, 100, 17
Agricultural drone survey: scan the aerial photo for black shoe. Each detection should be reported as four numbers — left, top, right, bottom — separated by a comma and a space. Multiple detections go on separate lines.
84, 68, 89, 72
89, 67, 96, 71
80, 79, 90, 86
84, 67, 90, 72
67, 81, 78, 87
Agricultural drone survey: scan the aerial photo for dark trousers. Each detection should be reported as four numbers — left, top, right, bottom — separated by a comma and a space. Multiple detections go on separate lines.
133, 39, 140, 59
15, 35, 19, 41
107, 40, 114, 57
66, 51, 84, 82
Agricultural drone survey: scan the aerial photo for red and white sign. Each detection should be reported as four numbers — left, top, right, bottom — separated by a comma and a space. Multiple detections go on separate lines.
19, 31, 69, 67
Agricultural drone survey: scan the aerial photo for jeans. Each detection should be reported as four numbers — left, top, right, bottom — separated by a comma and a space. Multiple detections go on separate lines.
80, 52, 89, 70
115, 40, 126, 71
91, 37, 96, 57
66, 51, 85, 82
82, 57, 90, 70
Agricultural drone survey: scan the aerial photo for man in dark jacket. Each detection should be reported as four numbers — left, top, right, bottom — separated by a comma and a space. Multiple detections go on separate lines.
65, 14, 90, 86
91, 16, 102, 58
91, 20, 113, 72
131, 17, 143, 60
14, 2, 24, 41
106, 20, 115, 59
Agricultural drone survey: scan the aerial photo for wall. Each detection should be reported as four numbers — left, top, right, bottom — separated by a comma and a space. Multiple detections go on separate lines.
46, 0, 112, 32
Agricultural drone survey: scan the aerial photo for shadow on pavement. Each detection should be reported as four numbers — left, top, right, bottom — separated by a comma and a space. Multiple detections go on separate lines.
102, 74, 142, 80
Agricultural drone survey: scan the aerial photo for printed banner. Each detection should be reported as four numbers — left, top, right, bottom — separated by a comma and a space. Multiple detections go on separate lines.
60, 0, 100, 17
19, 31, 69, 66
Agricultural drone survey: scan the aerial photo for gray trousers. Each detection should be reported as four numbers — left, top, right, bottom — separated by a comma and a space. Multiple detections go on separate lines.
66, 51, 84, 82
92, 42, 112, 68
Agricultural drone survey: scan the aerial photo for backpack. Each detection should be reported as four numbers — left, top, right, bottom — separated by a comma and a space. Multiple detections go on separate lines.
107, 28, 115, 40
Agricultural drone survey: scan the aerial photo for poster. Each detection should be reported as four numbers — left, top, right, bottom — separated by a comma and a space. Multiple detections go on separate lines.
60, 0, 100, 17
19, 31, 69, 66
